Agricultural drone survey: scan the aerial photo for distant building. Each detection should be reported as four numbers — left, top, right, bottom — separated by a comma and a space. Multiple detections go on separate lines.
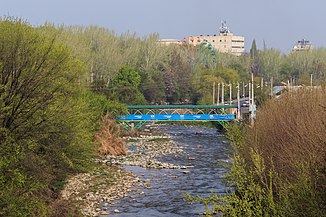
185, 21, 245, 56
157, 39, 183, 46
292, 39, 313, 51
158, 21, 245, 56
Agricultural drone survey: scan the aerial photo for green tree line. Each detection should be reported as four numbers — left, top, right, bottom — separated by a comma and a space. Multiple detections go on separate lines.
46, 26, 326, 105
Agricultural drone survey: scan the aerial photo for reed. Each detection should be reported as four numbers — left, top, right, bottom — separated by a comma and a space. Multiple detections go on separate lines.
95, 116, 127, 156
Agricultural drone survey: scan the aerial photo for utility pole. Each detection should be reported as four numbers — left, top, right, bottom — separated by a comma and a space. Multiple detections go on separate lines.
222, 83, 225, 112
217, 83, 220, 105
270, 77, 273, 98
310, 74, 313, 87
212, 82, 216, 105
248, 81, 251, 112
251, 73, 255, 126
229, 82, 232, 105
237, 82, 241, 120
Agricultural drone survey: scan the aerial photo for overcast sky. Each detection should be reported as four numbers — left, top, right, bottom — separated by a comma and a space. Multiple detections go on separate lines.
1, 0, 325, 53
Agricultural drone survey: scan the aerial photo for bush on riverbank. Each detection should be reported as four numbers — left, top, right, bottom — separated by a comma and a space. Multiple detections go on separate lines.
96, 116, 127, 156
239, 89, 326, 216
189, 89, 326, 216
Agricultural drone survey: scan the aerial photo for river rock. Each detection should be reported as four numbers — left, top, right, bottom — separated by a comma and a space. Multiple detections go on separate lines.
100, 211, 109, 216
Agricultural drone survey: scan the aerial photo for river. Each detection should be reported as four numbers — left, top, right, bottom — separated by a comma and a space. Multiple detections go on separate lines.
105, 124, 232, 217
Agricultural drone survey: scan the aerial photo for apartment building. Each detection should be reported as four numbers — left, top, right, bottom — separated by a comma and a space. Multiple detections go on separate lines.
158, 21, 245, 56
185, 21, 245, 56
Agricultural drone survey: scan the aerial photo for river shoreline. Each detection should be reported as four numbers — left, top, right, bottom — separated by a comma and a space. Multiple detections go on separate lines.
60, 124, 186, 216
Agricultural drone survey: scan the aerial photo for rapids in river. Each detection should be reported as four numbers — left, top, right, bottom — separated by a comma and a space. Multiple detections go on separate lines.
106, 124, 232, 217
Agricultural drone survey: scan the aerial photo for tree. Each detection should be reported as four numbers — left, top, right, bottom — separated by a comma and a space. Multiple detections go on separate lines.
109, 66, 147, 104
250, 39, 257, 59
0, 18, 94, 216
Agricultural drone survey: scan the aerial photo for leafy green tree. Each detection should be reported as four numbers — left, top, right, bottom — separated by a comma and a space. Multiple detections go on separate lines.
109, 66, 146, 104
111, 66, 141, 88
0, 18, 95, 216
139, 70, 165, 103
258, 49, 283, 82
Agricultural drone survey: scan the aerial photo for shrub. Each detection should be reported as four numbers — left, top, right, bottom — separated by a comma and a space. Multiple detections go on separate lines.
0, 17, 96, 216
95, 116, 127, 156
189, 88, 326, 216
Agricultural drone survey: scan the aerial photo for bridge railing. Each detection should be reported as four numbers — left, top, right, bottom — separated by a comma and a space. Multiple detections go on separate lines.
117, 105, 238, 129
125, 105, 237, 115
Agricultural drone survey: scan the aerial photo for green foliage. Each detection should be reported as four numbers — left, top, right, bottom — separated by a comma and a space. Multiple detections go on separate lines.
0, 17, 103, 216
250, 39, 257, 59
111, 66, 141, 88
139, 70, 165, 103
193, 65, 240, 104
109, 66, 147, 105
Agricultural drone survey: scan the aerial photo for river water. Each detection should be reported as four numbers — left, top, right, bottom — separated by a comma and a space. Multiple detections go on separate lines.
106, 124, 232, 217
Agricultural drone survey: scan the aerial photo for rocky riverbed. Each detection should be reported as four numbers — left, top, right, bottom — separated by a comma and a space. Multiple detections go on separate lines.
105, 134, 187, 169
60, 125, 186, 216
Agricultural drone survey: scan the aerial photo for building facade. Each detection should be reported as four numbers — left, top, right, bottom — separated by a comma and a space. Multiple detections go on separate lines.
185, 21, 245, 56
157, 39, 183, 46
292, 39, 313, 52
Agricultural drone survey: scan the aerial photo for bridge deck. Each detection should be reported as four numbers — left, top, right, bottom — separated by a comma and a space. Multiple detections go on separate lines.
118, 105, 237, 129
119, 113, 235, 121
126, 105, 237, 109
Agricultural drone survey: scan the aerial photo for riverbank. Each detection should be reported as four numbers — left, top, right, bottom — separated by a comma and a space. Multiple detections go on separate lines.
106, 124, 231, 216
59, 165, 140, 216
60, 124, 188, 216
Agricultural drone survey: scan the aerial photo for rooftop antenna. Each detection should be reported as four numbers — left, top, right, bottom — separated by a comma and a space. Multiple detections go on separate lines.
219, 21, 230, 34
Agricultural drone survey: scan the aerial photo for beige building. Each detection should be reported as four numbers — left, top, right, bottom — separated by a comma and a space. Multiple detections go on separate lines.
292, 39, 313, 52
157, 39, 183, 46
185, 21, 245, 56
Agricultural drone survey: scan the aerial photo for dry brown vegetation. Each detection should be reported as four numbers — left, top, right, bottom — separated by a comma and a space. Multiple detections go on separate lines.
95, 116, 127, 156
242, 88, 326, 186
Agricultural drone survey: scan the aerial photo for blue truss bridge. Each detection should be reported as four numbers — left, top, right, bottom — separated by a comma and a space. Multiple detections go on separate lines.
118, 105, 238, 129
